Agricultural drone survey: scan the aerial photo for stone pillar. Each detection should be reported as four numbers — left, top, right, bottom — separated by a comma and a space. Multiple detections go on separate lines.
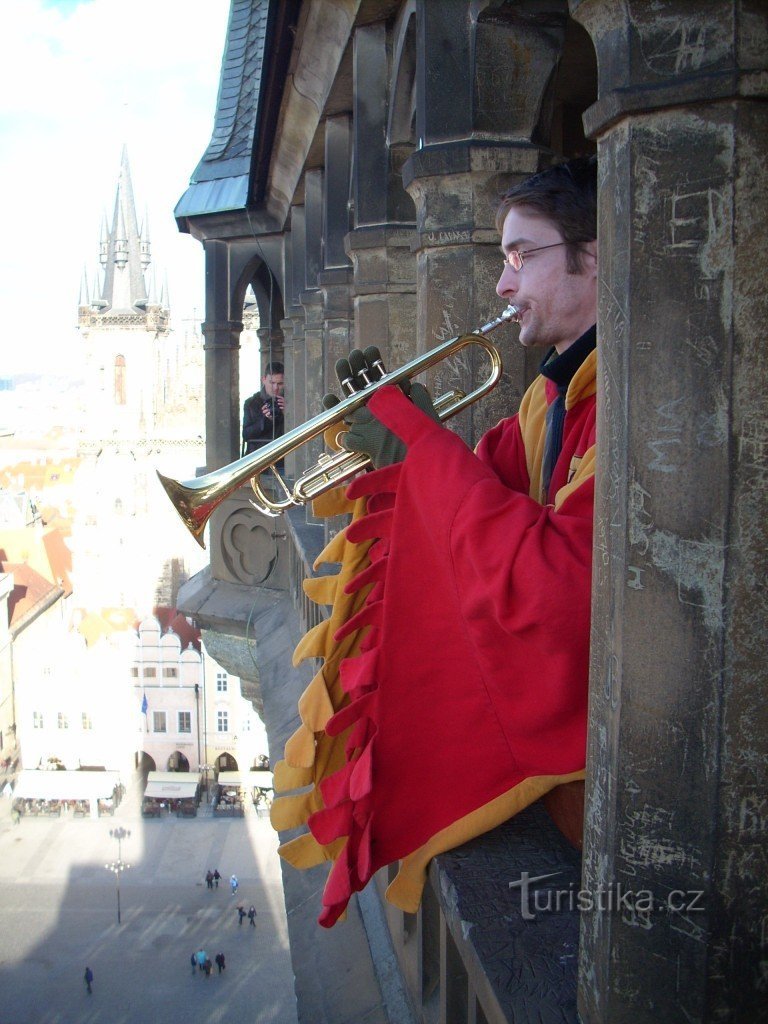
320, 115, 354, 387
202, 239, 242, 469
300, 170, 325, 498
347, 22, 417, 370
256, 326, 284, 375
403, 2, 570, 447
569, 2, 768, 1021
317, 115, 355, 543
283, 210, 307, 482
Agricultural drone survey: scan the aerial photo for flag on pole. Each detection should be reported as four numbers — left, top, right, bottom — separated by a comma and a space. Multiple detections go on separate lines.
141, 692, 148, 715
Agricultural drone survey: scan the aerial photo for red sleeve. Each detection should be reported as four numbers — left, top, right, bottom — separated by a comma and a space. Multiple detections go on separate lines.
474, 414, 531, 493
365, 385, 593, 753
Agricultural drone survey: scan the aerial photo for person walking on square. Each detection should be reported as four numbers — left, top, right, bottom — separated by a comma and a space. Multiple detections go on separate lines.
237, 905, 246, 926
230, 873, 238, 896
213, 869, 221, 889
190, 953, 197, 976
248, 905, 257, 927
215, 952, 226, 974
205, 870, 214, 890
196, 949, 207, 972
84, 966, 94, 995
203, 958, 213, 978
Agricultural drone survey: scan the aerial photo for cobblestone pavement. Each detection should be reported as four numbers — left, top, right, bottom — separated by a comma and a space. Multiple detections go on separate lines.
0, 785, 299, 1024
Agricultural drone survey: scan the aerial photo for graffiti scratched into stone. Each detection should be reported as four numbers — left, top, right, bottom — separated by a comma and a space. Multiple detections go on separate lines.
641, 21, 724, 77
664, 187, 727, 258
424, 229, 471, 247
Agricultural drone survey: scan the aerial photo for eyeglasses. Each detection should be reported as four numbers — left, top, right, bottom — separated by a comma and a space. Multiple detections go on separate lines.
501, 241, 569, 272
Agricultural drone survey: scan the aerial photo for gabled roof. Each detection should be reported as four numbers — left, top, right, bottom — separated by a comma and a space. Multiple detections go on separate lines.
0, 526, 72, 596
2, 562, 63, 634
42, 529, 73, 596
153, 606, 201, 651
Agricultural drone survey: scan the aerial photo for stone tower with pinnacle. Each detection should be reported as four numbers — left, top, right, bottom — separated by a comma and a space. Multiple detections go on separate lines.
77, 146, 171, 441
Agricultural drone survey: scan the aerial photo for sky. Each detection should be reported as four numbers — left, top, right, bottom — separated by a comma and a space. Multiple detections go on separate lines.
0, 0, 232, 376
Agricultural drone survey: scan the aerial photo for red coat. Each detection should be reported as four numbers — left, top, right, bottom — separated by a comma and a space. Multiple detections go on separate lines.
277, 351, 597, 927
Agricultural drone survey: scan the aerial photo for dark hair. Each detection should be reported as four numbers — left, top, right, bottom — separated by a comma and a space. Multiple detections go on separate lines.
263, 362, 284, 376
496, 156, 597, 273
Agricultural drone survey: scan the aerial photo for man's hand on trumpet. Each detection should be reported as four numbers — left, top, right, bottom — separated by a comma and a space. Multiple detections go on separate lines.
322, 346, 439, 469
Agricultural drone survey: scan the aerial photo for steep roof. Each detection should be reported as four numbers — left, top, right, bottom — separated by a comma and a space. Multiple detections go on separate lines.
0, 526, 73, 596
2, 562, 63, 634
96, 147, 152, 314
153, 606, 201, 651
174, 0, 297, 223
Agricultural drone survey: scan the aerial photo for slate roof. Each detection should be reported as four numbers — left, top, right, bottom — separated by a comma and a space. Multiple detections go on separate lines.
175, 0, 272, 219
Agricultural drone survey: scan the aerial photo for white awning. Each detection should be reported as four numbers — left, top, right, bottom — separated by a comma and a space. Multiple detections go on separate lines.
13, 770, 120, 802
144, 771, 201, 799
248, 770, 274, 789
217, 771, 242, 789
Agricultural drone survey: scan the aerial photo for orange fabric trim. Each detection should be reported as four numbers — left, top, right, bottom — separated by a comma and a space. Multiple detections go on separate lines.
385, 770, 586, 913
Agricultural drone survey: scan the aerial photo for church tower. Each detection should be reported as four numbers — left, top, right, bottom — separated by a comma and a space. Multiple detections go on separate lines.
77, 146, 170, 441
71, 149, 205, 614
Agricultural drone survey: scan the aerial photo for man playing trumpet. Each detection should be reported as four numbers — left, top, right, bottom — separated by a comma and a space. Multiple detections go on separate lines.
278, 156, 599, 927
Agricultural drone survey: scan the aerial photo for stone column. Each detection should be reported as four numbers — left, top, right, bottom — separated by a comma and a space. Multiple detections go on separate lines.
570, 2, 768, 1021
320, 115, 354, 387
256, 326, 284, 374
347, 22, 417, 370
300, 170, 325, 496
403, 1, 569, 447
283, 210, 307, 482
202, 239, 242, 469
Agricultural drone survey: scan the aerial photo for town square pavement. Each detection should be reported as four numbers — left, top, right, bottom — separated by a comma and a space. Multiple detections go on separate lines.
0, 784, 299, 1024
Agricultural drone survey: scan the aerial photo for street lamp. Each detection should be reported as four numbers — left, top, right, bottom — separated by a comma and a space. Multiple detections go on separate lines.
105, 827, 131, 925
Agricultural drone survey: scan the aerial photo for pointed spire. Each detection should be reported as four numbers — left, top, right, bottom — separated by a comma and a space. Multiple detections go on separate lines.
79, 268, 90, 307
86, 147, 169, 329
99, 214, 109, 266
90, 267, 107, 309
160, 272, 170, 312
114, 201, 128, 269
140, 205, 151, 270
244, 283, 257, 310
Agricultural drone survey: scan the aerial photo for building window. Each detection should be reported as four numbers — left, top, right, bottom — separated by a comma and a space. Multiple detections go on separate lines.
178, 711, 191, 734
217, 711, 228, 733
58, 713, 69, 730
216, 672, 228, 692
130, 666, 139, 677
163, 667, 178, 679
242, 718, 251, 732
33, 712, 44, 729
153, 711, 167, 733
82, 713, 93, 730
144, 667, 157, 678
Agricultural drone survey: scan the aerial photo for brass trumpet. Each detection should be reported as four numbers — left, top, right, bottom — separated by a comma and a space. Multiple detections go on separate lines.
157, 305, 520, 547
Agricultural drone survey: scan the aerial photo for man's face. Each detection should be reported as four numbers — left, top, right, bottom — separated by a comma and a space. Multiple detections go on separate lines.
496, 206, 597, 355
262, 373, 285, 398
